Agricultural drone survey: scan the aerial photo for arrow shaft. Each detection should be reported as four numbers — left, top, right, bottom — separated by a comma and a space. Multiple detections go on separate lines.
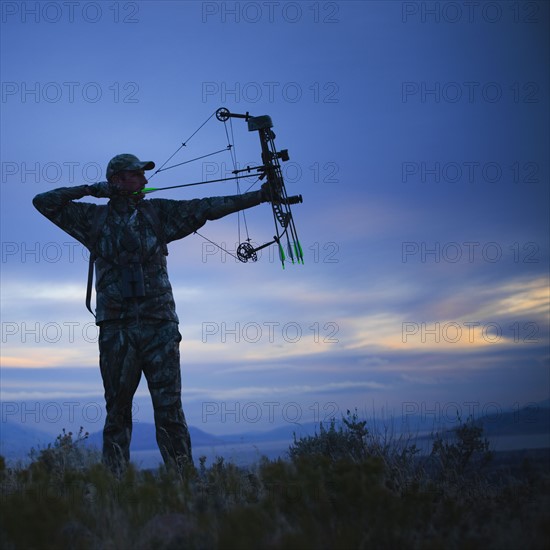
141, 174, 257, 194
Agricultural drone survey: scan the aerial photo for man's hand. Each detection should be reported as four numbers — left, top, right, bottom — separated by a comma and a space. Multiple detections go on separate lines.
260, 181, 281, 203
88, 181, 114, 198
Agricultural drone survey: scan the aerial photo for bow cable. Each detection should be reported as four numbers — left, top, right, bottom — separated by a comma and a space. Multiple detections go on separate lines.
149, 110, 219, 179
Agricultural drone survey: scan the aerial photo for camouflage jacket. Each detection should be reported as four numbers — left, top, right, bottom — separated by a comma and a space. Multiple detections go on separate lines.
33, 185, 263, 323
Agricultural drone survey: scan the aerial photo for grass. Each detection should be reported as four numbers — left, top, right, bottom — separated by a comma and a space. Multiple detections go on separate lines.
1, 411, 549, 549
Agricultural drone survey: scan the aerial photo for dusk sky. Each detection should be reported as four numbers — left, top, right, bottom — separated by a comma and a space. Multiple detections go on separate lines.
1, 1, 548, 441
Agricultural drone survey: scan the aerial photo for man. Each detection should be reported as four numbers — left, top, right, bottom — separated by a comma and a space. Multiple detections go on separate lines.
33, 153, 270, 475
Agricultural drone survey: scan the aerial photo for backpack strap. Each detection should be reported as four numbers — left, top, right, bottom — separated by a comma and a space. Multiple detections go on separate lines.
139, 201, 168, 257
86, 206, 109, 318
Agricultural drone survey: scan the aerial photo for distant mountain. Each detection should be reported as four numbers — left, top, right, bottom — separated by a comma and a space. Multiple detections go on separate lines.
217, 422, 319, 445
388, 401, 550, 437
0, 422, 52, 460
474, 406, 550, 436
2, 401, 548, 465
85, 423, 225, 451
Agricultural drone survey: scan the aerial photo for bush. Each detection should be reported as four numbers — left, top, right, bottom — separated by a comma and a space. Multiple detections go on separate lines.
430, 414, 493, 477
289, 409, 423, 494
29, 427, 100, 475
1, 414, 548, 549
288, 409, 368, 462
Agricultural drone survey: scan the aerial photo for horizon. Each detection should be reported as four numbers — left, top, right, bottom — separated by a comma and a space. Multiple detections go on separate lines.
2, 398, 549, 469
2, 394, 549, 437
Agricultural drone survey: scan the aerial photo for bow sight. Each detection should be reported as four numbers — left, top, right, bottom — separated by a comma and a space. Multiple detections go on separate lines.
215, 107, 304, 267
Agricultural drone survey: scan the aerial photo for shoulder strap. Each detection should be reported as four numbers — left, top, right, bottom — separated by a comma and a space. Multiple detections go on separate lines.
86, 206, 109, 318
139, 201, 168, 256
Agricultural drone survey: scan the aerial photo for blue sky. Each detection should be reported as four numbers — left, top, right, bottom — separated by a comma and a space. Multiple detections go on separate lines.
1, 1, 548, 438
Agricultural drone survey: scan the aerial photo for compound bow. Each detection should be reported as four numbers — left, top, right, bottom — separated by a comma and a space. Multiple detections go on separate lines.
141, 107, 304, 268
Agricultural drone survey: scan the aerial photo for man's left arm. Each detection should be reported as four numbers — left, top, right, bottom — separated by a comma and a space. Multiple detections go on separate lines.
199, 190, 266, 221
152, 189, 269, 243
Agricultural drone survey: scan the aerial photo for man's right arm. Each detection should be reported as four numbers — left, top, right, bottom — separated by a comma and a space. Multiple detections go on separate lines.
33, 184, 103, 247
33, 184, 91, 218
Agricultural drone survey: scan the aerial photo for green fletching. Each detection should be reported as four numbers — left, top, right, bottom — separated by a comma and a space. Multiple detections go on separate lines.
293, 242, 300, 264
287, 243, 295, 264
134, 187, 158, 195
279, 242, 286, 269
291, 241, 304, 265
297, 241, 304, 264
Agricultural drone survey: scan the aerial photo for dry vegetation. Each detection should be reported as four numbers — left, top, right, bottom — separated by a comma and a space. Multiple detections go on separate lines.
1, 412, 549, 549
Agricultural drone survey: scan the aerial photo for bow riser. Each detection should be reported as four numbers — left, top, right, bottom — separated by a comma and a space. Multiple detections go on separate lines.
253, 121, 304, 267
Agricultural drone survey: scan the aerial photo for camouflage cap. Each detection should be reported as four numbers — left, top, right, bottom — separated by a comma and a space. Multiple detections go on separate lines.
106, 154, 155, 180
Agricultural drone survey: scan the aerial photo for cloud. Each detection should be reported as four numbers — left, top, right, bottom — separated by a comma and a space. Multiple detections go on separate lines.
340, 274, 548, 353
3, 271, 546, 373
2, 280, 83, 304
1, 347, 97, 369
469, 277, 548, 318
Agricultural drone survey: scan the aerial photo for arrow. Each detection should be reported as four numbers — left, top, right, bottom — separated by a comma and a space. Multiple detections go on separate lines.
135, 174, 257, 195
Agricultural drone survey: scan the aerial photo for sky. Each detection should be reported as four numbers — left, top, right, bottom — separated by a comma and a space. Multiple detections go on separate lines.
1, 1, 549, 441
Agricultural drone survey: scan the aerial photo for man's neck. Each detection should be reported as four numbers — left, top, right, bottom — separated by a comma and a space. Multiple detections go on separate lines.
109, 195, 143, 213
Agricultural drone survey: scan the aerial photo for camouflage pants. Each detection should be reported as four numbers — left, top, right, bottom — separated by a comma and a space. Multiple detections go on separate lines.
98, 319, 192, 474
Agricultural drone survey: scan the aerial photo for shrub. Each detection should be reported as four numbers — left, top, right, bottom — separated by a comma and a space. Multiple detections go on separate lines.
1, 411, 548, 549
289, 409, 422, 493
29, 427, 100, 475
288, 409, 368, 463
430, 414, 493, 477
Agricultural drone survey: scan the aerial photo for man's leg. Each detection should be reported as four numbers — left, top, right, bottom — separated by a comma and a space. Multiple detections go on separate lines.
98, 321, 142, 475
140, 321, 192, 471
